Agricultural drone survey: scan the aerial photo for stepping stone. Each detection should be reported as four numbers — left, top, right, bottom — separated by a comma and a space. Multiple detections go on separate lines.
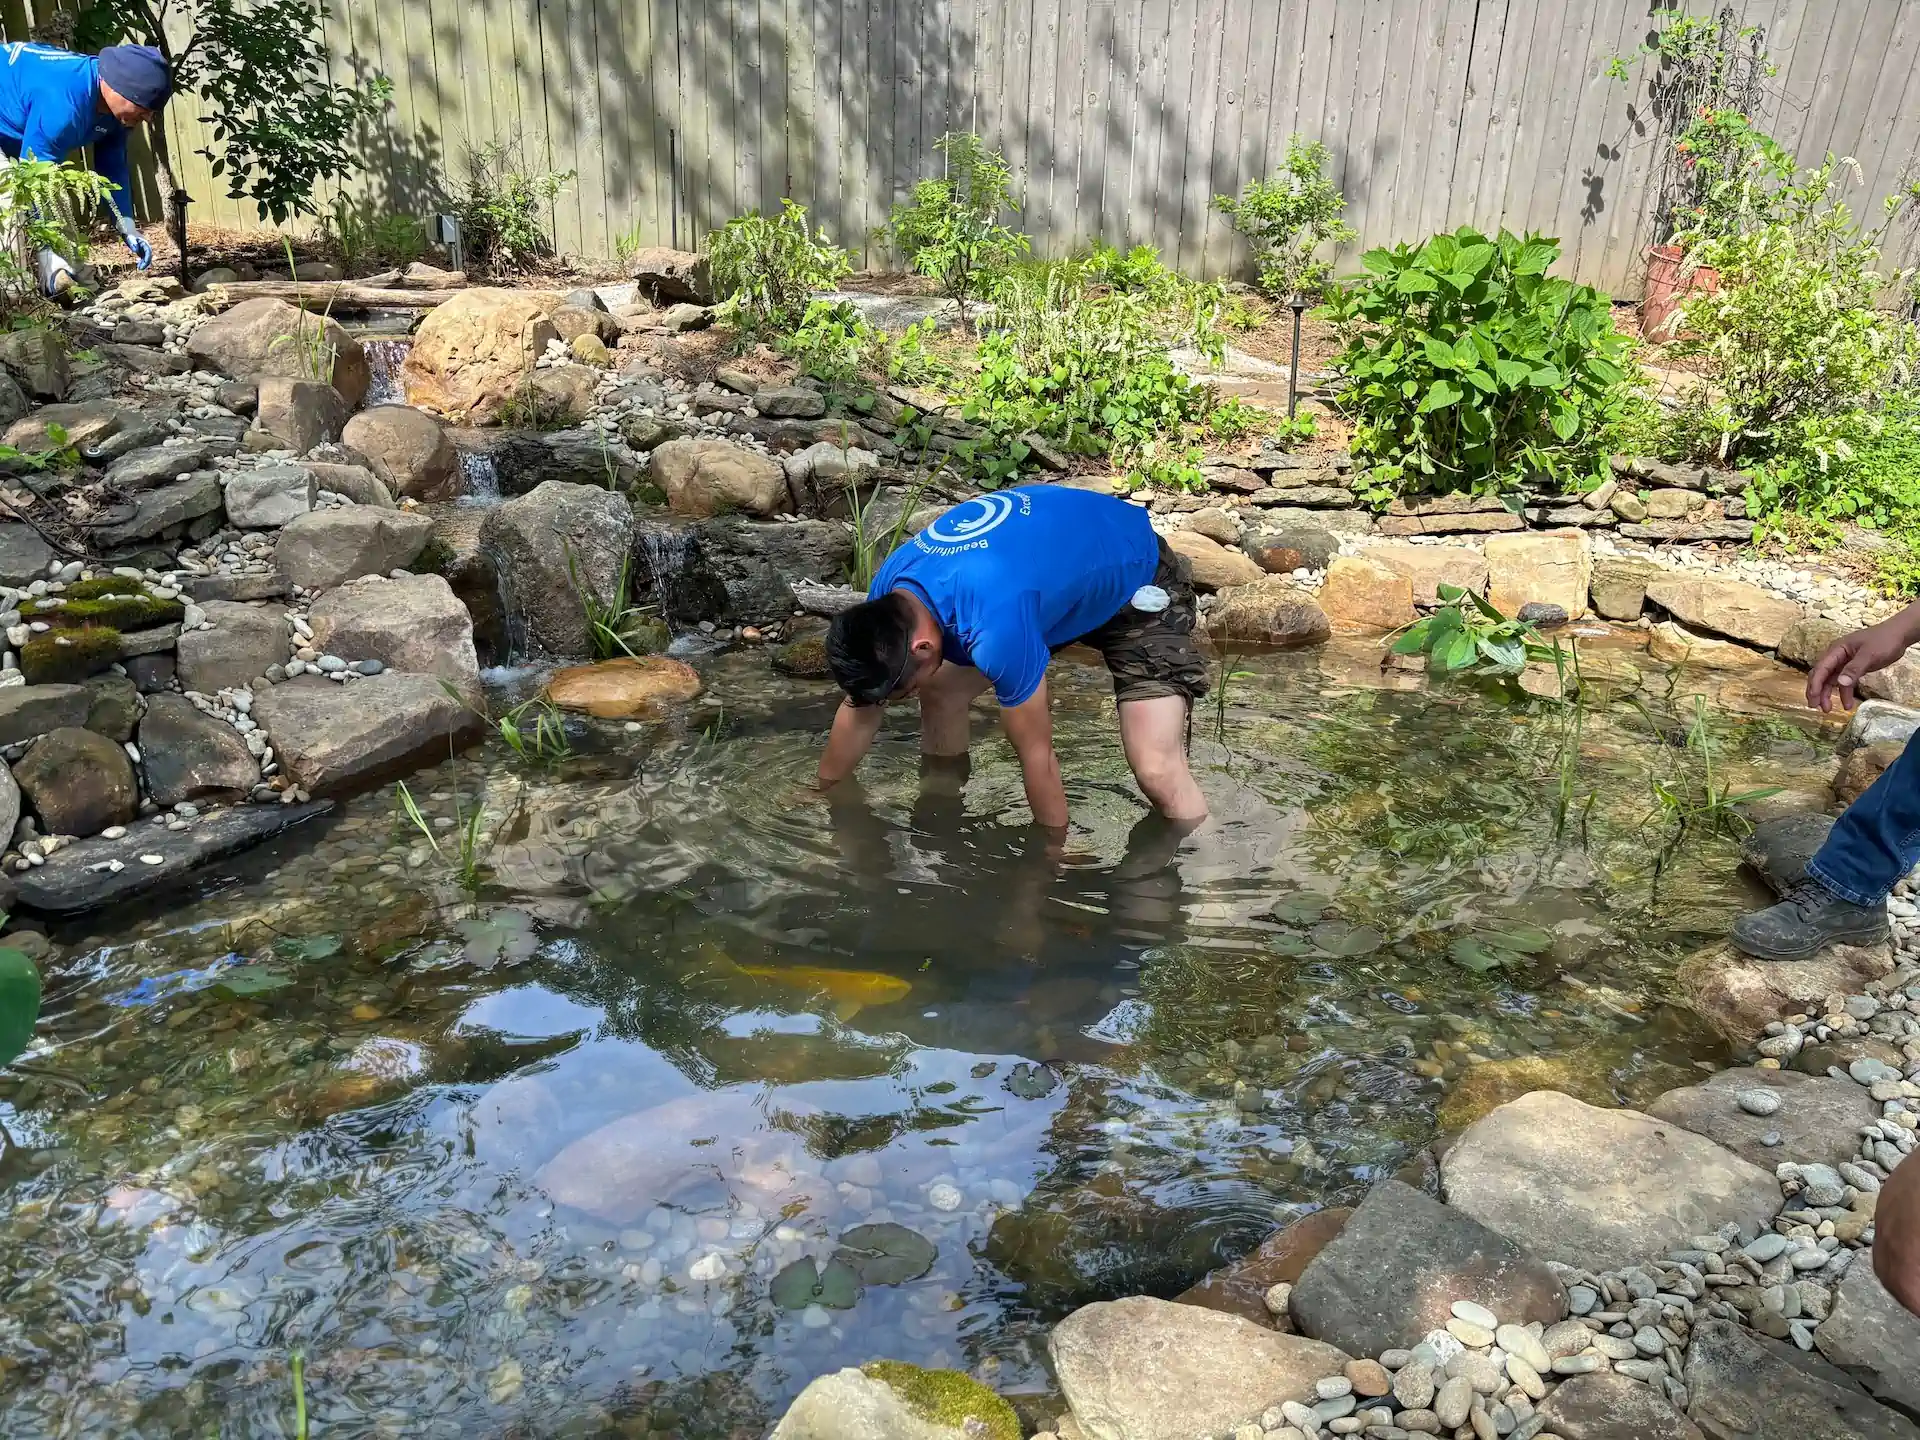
1647, 1067, 1881, 1171
1815, 1262, 1920, 1417
1686, 1318, 1919, 1439
1537, 1370, 1703, 1439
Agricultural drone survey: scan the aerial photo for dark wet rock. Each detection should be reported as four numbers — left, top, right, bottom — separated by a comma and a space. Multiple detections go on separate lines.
1176, 1207, 1352, 1328
1685, 1318, 1919, 1440
13, 726, 139, 837
0, 372, 26, 428
1206, 582, 1332, 648
176, 602, 290, 693
1288, 1180, 1564, 1356
113, 319, 166, 346
1742, 812, 1836, 896
11, 800, 332, 915
481, 482, 636, 657
254, 673, 477, 796
1790, 1035, 1907, 1078
1439, 1091, 1780, 1270
125, 653, 175, 694
493, 428, 642, 495
0, 683, 90, 745
630, 247, 713, 305
82, 674, 143, 743
1536, 1370, 1703, 1439
1243, 521, 1340, 575
651, 516, 853, 627
1048, 1296, 1350, 1440
1516, 600, 1569, 628
0, 326, 69, 398
1647, 1067, 1880, 1172
1815, 1263, 1920, 1417
276, 508, 434, 590
84, 473, 223, 548
1677, 939, 1895, 1048
771, 632, 831, 679
138, 694, 260, 805
419, 507, 507, 667
0, 523, 53, 586
106, 441, 210, 491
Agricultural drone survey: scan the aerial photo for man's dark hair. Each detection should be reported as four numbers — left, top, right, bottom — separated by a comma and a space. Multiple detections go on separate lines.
826, 593, 915, 705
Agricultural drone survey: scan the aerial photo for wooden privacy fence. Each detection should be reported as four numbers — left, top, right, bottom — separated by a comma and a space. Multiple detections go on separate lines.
5, 0, 1920, 297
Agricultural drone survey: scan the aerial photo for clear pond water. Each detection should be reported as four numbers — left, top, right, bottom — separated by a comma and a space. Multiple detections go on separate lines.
0, 638, 1839, 1437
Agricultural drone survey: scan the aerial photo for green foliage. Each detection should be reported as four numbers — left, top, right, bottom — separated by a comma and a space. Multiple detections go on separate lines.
861, 1361, 1020, 1440
1666, 108, 1797, 247
267, 236, 341, 383
321, 193, 428, 271
564, 545, 652, 661
290, 1348, 308, 1440
21, 626, 120, 684
395, 780, 488, 893
848, 470, 932, 588
889, 133, 1031, 323
1207, 396, 1311, 444
1389, 582, 1560, 677
782, 298, 873, 386
1212, 136, 1357, 299
0, 160, 114, 307
1749, 389, 1920, 534
0, 945, 40, 1070
707, 199, 851, 330
1634, 694, 1780, 837
445, 681, 574, 765
452, 139, 573, 272
1079, 240, 1188, 302
881, 319, 949, 386
0, 420, 78, 474
1322, 228, 1634, 502
770, 1255, 860, 1310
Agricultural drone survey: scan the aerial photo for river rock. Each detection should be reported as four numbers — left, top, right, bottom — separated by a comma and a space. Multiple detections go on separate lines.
0, 762, 19, 858
0, 523, 52, 586
253, 673, 475, 795
548, 305, 614, 346
1287, 1179, 1564, 1357
253, 377, 348, 453
1536, 1371, 1703, 1440
10, 800, 331, 916
223, 463, 315, 528
1243, 521, 1340, 575
1648, 619, 1772, 670
1485, 531, 1590, 619
1860, 652, 1920, 708
768, 1367, 981, 1440
1319, 554, 1417, 633
1049, 1296, 1349, 1440
137, 693, 261, 805
276, 509, 434, 590
4, 398, 131, 454
1205, 580, 1332, 648
1778, 615, 1849, 670
1359, 542, 1489, 606
1685, 1318, 1919, 1440
306, 573, 479, 688
1740, 812, 1836, 896
1175, 1208, 1354, 1327
492, 429, 643, 495
176, 602, 291, 693
400, 287, 561, 423
1647, 1067, 1880, 1171
12, 727, 138, 837
1835, 742, 1902, 804
652, 438, 790, 518
0, 371, 26, 427
106, 441, 212, 491
341, 405, 459, 501
301, 462, 394, 509
479, 481, 635, 656
1167, 529, 1263, 591
1841, 700, 1920, 754
1676, 938, 1894, 1047
186, 297, 370, 407
630, 247, 713, 305
1436, 1049, 1621, 1132
1814, 1261, 1920, 1416
756, 384, 827, 419
0, 326, 69, 398
1588, 557, 1664, 620
520, 363, 599, 424
545, 657, 702, 718
82, 674, 142, 743
1439, 1091, 1781, 1269
85, 473, 223, 548
0, 683, 90, 745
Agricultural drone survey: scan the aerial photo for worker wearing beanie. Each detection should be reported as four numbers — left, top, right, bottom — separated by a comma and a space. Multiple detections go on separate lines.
0, 41, 173, 293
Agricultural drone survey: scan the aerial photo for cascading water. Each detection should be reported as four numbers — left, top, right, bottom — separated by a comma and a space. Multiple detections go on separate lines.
457, 451, 501, 506
362, 338, 413, 406
632, 520, 724, 656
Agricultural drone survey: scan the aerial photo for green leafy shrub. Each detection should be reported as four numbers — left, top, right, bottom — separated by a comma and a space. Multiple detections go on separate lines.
322, 193, 429, 271
1666, 108, 1797, 247
1391, 583, 1559, 676
1212, 136, 1356, 300
707, 199, 851, 330
782, 298, 873, 386
0, 160, 113, 308
21, 627, 121, 684
452, 140, 573, 272
889, 133, 1030, 325
1321, 228, 1634, 502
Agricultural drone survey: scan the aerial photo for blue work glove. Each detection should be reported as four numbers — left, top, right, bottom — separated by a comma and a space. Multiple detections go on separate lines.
117, 216, 152, 270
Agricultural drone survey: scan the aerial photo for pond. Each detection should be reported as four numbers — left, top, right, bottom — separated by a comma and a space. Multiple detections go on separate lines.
0, 637, 1840, 1438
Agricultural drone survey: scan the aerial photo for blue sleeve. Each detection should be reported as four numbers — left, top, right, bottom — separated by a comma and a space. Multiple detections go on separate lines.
91, 127, 134, 222
968, 590, 1051, 707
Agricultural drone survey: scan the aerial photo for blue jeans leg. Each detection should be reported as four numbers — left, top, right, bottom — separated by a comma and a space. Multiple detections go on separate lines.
1807, 731, 1920, 906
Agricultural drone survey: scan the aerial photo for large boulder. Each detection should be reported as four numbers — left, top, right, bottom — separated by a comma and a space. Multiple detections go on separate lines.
1685, 1318, 1919, 1440
176, 601, 290, 693
545, 657, 701, 717
1359, 542, 1489, 605
186, 297, 370, 407
1815, 1261, 1920, 1416
306, 574, 479, 688
1485, 530, 1591, 619
630, 246, 714, 305
253, 673, 475, 796
1287, 1179, 1565, 1358
223, 464, 314, 529
769, 1368, 998, 1440
1439, 1090, 1782, 1270
1048, 1297, 1348, 1440
517, 364, 600, 425
652, 438, 790, 518
1536, 1371, 1704, 1440
1243, 520, 1340, 575
1645, 574, 1803, 651
1675, 938, 1894, 1048
1176, 1208, 1353, 1327
1166, 528, 1263, 591
253, 377, 348, 453
0, 326, 69, 399
420, 508, 507, 665
1647, 1067, 1881, 1172
340, 406, 459, 501
82, 674, 142, 742
1205, 580, 1331, 648
399, 288, 561, 423
494, 429, 643, 495
12, 726, 138, 836
275, 509, 434, 590
0, 683, 89, 745
1319, 553, 1417, 633
657, 517, 853, 626
137, 694, 260, 805
479, 481, 635, 656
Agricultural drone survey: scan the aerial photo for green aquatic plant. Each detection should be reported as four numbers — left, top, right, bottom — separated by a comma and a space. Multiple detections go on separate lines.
0, 942, 40, 1070
396, 780, 490, 894
1389, 583, 1558, 677
1636, 693, 1782, 838
290, 1347, 309, 1440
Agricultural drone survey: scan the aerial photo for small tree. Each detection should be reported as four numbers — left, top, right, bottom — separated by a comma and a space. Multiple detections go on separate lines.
1212, 136, 1356, 300
706, 198, 851, 330
889, 132, 1029, 328
76, 0, 390, 274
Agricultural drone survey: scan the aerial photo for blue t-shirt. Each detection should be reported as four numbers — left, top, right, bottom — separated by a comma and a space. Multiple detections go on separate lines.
868, 484, 1159, 706
0, 44, 136, 222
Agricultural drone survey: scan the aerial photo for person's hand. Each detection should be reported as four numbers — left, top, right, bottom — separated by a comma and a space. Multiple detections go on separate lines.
1807, 616, 1920, 711
125, 231, 152, 270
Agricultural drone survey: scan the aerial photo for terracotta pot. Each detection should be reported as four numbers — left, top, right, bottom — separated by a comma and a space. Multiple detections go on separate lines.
1641, 243, 1720, 342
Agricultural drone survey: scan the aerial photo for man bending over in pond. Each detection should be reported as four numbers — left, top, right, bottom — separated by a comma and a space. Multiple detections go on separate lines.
815, 484, 1209, 827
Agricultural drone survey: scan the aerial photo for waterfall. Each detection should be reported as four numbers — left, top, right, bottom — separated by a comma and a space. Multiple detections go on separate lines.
363, 339, 413, 406
458, 451, 501, 507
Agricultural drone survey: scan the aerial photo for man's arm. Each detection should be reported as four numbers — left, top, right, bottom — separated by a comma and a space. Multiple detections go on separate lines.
1000, 681, 1068, 829
816, 700, 885, 788
90, 126, 136, 223
1807, 601, 1920, 711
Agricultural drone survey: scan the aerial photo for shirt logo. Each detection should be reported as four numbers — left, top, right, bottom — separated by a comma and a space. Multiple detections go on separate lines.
920, 493, 1018, 548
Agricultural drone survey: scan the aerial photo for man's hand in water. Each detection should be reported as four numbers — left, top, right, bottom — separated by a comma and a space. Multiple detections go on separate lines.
1807, 603, 1920, 712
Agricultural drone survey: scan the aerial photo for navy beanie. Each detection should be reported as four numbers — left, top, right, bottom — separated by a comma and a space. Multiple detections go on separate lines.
98, 45, 173, 111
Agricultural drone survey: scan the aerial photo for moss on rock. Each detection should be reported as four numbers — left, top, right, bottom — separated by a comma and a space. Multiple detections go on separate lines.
861, 1361, 1020, 1440
772, 633, 831, 679
23, 590, 183, 632
21, 626, 122, 684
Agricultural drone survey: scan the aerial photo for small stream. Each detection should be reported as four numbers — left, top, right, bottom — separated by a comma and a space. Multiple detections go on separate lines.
0, 641, 1839, 1437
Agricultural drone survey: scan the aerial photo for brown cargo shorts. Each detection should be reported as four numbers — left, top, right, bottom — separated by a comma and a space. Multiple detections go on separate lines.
1063, 538, 1211, 705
